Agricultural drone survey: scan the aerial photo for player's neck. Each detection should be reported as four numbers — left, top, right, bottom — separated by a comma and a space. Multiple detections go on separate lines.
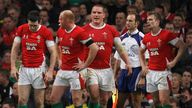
65, 24, 76, 32
151, 27, 161, 36
91, 22, 105, 27
128, 28, 137, 34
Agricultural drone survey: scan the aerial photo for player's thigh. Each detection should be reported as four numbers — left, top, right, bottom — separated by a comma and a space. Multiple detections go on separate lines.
18, 85, 31, 102
50, 86, 67, 102
88, 84, 100, 99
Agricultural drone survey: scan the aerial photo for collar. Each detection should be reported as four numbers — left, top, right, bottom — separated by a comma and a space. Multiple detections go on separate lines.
65, 25, 76, 33
127, 29, 139, 36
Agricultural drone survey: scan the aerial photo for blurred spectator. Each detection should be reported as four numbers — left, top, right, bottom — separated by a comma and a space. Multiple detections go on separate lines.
161, 2, 175, 22
126, 5, 138, 16
171, 73, 182, 104
134, 0, 147, 22
164, 22, 175, 32
0, 0, 7, 28
0, 15, 17, 52
70, 4, 84, 26
173, 31, 192, 73
180, 88, 192, 108
84, 14, 91, 25
181, 66, 192, 90
0, 50, 11, 70
79, 3, 88, 23
9, 82, 18, 107
173, 13, 187, 41
7, 5, 26, 26
107, 0, 128, 24
39, 8, 58, 31
41, 0, 58, 25
0, 68, 14, 105
52, 0, 70, 23
114, 11, 126, 33
2, 98, 16, 108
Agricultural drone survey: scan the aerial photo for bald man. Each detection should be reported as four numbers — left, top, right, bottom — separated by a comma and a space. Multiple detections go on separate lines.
50, 10, 98, 108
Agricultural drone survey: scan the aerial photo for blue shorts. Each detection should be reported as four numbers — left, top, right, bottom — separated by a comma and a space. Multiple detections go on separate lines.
117, 67, 143, 93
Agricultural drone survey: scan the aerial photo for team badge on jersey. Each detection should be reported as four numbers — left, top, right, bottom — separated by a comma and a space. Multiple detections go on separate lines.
157, 39, 162, 47
102, 32, 107, 39
37, 35, 41, 43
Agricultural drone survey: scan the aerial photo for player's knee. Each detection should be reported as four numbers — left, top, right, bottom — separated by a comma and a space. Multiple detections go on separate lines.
72, 96, 81, 106
90, 94, 99, 102
49, 95, 60, 104
35, 98, 44, 107
99, 97, 108, 106
18, 97, 28, 105
159, 97, 169, 104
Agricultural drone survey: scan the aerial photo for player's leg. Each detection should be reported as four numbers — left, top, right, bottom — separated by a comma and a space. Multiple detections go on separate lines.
17, 67, 32, 108
18, 85, 31, 108
99, 68, 115, 108
129, 67, 143, 108
86, 69, 100, 108
157, 71, 172, 108
50, 70, 68, 108
116, 69, 129, 108
69, 71, 85, 108
34, 89, 45, 108
32, 69, 46, 108
146, 70, 159, 108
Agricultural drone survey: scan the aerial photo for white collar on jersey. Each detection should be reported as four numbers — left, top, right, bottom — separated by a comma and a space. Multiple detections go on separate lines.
127, 29, 139, 36
65, 25, 76, 33
36, 25, 41, 31
151, 28, 162, 36
89, 23, 106, 29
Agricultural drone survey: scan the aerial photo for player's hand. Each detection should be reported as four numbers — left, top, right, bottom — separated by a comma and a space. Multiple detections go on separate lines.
73, 59, 87, 71
125, 64, 132, 76
166, 58, 176, 70
73, 62, 87, 71
44, 70, 53, 83
141, 65, 148, 77
10, 67, 18, 80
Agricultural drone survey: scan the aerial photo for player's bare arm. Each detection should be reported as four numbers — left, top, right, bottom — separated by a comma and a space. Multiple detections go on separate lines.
10, 38, 21, 80
45, 44, 57, 82
114, 37, 132, 75
73, 38, 99, 70
139, 47, 148, 76
167, 38, 186, 69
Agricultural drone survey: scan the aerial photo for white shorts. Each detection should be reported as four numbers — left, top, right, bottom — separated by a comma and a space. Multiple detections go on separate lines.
86, 68, 115, 92
53, 70, 82, 90
18, 66, 46, 89
146, 69, 172, 93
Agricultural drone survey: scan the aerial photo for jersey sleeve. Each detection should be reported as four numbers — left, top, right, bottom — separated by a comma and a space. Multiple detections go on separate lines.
78, 30, 91, 44
167, 32, 179, 46
110, 26, 120, 38
15, 25, 23, 38
44, 27, 54, 41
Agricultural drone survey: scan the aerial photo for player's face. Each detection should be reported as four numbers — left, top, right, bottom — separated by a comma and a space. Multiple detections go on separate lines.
126, 14, 137, 31
91, 6, 105, 25
58, 14, 67, 29
28, 20, 40, 32
147, 15, 159, 29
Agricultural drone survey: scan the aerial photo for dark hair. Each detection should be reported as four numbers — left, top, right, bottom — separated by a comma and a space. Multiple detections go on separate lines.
148, 11, 161, 21
2, 98, 16, 107
184, 66, 192, 75
27, 10, 40, 22
129, 13, 141, 23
